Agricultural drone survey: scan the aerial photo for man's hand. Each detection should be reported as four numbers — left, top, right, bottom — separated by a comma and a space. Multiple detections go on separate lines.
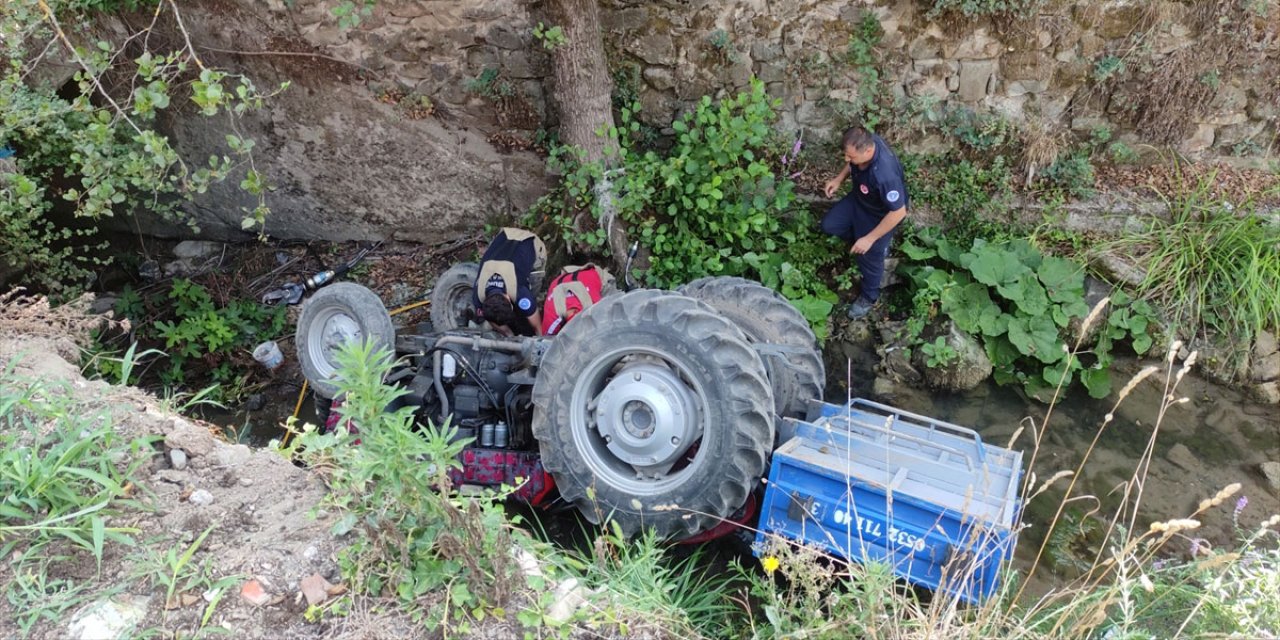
824, 176, 844, 199
849, 236, 875, 255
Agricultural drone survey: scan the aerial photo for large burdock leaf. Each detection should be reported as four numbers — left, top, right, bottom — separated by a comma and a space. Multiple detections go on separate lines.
1007, 314, 1065, 363
1004, 273, 1049, 316
968, 250, 1029, 289
942, 282, 997, 334
1039, 256, 1086, 303
1080, 366, 1112, 398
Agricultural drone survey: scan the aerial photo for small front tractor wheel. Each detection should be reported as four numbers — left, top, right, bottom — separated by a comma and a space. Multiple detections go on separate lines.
296, 282, 394, 399
678, 276, 825, 419
430, 262, 480, 332
532, 290, 774, 538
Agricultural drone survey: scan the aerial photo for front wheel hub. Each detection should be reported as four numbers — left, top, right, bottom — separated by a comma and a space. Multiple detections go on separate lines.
593, 363, 700, 468
318, 311, 361, 366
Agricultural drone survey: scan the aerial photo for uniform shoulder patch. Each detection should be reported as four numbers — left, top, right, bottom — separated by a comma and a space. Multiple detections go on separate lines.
518, 297, 533, 311
886, 190, 901, 203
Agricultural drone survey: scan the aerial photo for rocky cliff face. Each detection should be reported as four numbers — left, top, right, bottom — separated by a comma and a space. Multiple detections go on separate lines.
132, 0, 551, 242
141, 0, 1276, 241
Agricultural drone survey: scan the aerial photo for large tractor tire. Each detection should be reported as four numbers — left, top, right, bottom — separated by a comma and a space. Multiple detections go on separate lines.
532, 290, 774, 538
296, 283, 394, 399
678, 277, 825, 420
430, 262, 480, 332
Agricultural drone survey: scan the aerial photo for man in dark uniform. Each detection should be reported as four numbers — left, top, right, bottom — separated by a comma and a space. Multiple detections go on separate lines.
472, 227, 547, 336
821, 126, 910, 319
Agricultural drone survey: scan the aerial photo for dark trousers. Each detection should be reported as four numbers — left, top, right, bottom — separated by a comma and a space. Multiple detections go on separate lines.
821, 195, 895, 302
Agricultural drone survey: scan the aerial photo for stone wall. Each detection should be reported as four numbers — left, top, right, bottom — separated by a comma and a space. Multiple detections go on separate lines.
146, 0, 1276, 240
292, 0, 1275, 154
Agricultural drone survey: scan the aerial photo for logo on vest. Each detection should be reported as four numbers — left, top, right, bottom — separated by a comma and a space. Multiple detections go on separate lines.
887, 190, 900, 203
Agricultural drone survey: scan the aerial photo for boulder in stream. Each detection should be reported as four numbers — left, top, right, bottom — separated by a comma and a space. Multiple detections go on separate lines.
1260, 461, 1280, 493
912, 321, 993, 392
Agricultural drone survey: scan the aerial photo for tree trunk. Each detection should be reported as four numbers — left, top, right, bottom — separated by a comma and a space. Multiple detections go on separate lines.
546, 0, 616, 165
545, 0, 632, 270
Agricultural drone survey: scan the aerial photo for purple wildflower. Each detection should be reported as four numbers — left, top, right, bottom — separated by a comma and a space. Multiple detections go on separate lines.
1234, 495, 1248, 519
789, 171, 803, 179
1189, 538, 1207, 558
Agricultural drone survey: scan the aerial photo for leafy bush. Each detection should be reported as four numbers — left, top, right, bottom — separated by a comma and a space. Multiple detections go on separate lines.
900, 229, 1159, 399
531, 80, 843, 334
1, 0, 278, 294
285, 339, 525, 629
827, 12, 891, 132
100, 280, 286, 401
904, 153, 1017, 249
1040, 152, 1096, 198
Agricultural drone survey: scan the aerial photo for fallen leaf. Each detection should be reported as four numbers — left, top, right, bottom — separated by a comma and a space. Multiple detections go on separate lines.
300, 573, 334, 607
325, 583, 348, 596
240, 579, 271, 607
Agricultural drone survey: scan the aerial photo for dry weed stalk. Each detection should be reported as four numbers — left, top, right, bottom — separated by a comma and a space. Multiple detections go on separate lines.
1020, 118, 1068, 187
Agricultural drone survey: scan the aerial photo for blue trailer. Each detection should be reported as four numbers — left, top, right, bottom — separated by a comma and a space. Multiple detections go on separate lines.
756, 398, 1024, 605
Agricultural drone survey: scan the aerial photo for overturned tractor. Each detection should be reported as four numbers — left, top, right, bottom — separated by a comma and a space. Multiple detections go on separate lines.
295, 269, 824, 538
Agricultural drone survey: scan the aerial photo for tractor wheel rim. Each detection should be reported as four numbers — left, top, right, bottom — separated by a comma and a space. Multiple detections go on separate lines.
309, 308, 362, 379
570, 348, 707, 494
594, 362, 699, 468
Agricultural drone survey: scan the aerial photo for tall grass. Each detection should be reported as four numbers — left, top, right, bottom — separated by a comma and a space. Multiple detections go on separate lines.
1106, 164, 1280, 344
0, 357, 152, 635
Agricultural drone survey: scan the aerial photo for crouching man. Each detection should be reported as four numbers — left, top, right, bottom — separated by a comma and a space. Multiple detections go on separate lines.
473, 227, 546, 336
821, 126, 910, 320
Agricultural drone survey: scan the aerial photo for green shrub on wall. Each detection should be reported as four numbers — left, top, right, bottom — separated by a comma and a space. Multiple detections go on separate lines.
529, 79, 843, 336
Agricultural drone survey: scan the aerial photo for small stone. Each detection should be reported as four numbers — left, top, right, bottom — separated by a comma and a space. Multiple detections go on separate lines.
169, 449, 188, 471
545, 578, 589, 623
1258, 462, 1280, 492
240, 580, 271, 607
188, 489, 214, 506
300, 574, 334, 607
154, 469, 187, 484
172, 240, 223, 260
1253, 353, 1280, 382
873, 376, 899, 399
303, 545, 320, 560
1255, 331, 1279, 359
165, 421, 217, 457
1165, 443, 1199, 472
67, 595, 150, 640
1247, 381, 1280, 405
239, 478, 254, 486
214, 444, 252, 468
